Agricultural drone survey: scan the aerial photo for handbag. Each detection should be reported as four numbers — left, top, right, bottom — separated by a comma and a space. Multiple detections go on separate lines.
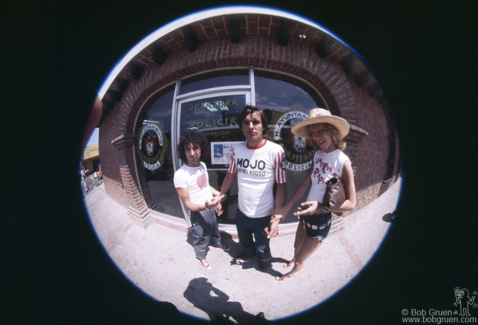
323, 177, 346, 211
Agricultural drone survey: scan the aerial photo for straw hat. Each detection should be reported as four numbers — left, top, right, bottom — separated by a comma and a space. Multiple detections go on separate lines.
291, 108, 350, 139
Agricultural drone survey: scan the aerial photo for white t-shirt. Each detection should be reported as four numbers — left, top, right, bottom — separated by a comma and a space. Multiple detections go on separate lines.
228, 140, 286, 218
174, 162, 212, 205
307, 149, 350, 203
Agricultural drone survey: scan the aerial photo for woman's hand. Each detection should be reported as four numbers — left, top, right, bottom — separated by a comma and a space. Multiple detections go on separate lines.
293, 201, 327, 216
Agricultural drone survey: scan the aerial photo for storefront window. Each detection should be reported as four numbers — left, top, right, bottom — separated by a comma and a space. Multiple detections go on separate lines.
255, 71, 326, 223
137, 70, 329, 224
179, 94, 247, 169
179, 69, 249, 95
138, 86, 183, 217
178, 93, 248, 224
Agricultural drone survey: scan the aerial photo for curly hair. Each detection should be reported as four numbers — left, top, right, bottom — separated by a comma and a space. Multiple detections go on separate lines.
177, 131, 210, 163
304, 123, 346, 151
237, 105, 270, 134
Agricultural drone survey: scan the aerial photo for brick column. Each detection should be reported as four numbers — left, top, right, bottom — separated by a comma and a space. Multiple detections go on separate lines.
112, 134, 154, 228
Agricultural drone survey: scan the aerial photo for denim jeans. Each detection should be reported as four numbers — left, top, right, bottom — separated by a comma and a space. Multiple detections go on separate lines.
235, 209, 271, 261
191, 209, 221, 260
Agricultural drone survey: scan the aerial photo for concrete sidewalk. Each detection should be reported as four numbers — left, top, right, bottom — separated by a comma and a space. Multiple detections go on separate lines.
84, 179, 401, 322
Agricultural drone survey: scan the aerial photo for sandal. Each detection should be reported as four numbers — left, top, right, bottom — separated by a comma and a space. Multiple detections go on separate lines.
198, 259, 211, 269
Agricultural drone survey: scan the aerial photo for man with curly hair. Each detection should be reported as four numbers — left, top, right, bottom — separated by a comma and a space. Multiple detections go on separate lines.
220, 106, 287, 272
174, 131, 229, 269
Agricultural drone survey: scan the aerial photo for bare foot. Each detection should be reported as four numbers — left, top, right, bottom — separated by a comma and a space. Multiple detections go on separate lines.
275, 274, 294, 281
283, 261, 295, 268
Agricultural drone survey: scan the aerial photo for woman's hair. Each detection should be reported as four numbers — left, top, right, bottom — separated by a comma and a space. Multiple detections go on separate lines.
304, 123, 346, 151
177, 130, 210, 162
237, 105, 270, 134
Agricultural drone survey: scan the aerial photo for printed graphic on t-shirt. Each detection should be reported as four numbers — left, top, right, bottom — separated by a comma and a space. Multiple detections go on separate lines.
236, 158, 268, 177
312, 156, 338, 184
228, 142, 286, 184
196, 173, 207, 189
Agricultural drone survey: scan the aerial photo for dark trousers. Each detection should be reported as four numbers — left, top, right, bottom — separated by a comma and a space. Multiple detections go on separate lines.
191, 209, 221, 260
235, 209, 271, 261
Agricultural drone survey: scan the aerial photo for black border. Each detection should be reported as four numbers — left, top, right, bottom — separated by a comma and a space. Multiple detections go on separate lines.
2, 1, 477, 324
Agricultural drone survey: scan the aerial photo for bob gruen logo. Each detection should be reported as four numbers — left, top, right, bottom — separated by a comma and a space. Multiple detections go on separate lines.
138, 124, 163, 170
274, 111, 313, 171
454, 287, 478, 316
401, 287, 477, 324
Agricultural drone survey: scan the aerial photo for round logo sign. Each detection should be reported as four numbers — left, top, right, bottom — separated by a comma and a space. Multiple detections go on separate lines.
274, 111, 314, 171
138, 124, 163, 170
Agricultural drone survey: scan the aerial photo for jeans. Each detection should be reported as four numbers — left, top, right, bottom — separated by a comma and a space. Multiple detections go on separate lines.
191, 209, 221, 260
235, 209, 271, 261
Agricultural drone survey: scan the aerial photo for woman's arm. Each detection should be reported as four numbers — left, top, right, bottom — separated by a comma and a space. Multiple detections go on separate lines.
294, 160, 356, 216
331, 160, 356, 212
264, 166, 313, 238
176, 187, 221, 212
270, 162, 314, 222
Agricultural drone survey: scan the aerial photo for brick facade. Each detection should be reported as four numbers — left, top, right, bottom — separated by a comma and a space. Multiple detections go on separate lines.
98, 11, 400, 229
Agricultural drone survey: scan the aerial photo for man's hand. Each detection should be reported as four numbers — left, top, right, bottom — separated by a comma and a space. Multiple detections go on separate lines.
215, 202, 223, 216
263, 219, 281, 239
218, 192, 228, 202
270, 207, 288, 223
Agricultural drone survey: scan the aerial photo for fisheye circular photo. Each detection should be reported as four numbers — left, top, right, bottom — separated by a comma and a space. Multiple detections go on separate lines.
80, 5, 402, 323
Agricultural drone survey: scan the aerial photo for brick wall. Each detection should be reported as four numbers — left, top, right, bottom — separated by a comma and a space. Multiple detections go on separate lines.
99, 30, 397, 218
343, 75, 390, 212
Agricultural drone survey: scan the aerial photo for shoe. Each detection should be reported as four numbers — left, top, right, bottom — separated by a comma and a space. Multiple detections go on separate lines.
236, 251, 255, 261
216, 244, 230, 252
259, 259, 271, 272
198, 259, 211, 269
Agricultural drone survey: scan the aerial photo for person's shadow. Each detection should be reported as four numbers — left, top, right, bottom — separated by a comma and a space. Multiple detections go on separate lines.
382, 210, 397, 223
183, 277, 269, 324
185, 233, 287, 277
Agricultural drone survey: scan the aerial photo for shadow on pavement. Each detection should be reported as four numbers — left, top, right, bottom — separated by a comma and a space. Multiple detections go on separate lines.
183, 277, 269, 324
382, 210, 396, 223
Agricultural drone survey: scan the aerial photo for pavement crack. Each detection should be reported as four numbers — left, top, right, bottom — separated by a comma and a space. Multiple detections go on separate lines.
105, 222, 134, 252
337, 232, 364, 270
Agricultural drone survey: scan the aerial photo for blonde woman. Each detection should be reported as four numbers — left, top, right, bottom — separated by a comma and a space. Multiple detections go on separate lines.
269, 108, 356, 281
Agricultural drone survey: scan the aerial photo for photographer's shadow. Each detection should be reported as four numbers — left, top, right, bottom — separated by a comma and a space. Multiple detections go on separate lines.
382, 210, 397, 223
184, 277, 268, 324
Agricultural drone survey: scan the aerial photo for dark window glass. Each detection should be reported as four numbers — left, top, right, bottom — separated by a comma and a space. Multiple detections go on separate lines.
179, 94, 246, 169
254, 70, 325, 112
255, 71, 326, 224
138, 86, 183, 218
179, 69, 249, 95
179, 94, 247, 224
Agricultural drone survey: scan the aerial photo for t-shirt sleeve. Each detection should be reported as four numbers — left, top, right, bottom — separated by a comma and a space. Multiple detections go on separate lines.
228, 148, 237, 173
274, 147, 287, 184
173, 170, 187, 188
337, 152, 351, 179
